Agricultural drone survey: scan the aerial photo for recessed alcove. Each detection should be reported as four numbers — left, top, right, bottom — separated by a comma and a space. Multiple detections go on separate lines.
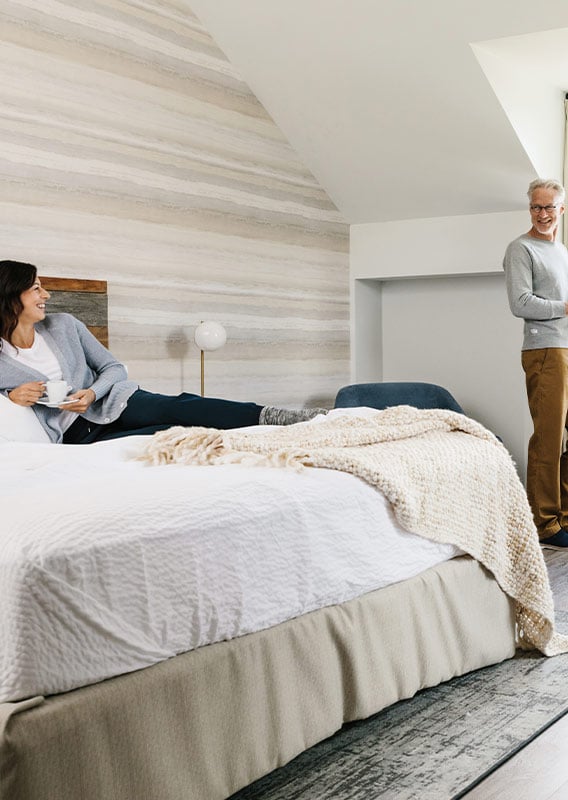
353, 272, 530, 477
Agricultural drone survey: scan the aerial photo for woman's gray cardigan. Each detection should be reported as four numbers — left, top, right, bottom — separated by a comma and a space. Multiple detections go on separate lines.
0, 313, 138, 442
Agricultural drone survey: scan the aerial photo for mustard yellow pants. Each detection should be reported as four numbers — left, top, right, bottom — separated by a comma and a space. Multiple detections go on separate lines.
522, 347, 568, 539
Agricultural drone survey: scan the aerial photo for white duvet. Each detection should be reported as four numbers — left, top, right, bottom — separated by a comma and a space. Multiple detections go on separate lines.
0, 410, 460, 703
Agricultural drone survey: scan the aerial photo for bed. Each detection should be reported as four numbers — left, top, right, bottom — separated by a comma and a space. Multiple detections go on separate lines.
0, 428, 519, 800
0, 280, 542, 800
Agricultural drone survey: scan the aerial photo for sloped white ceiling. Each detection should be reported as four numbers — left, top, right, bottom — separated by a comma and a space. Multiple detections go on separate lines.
472, 27, 568, 182
188, 0, 568, 224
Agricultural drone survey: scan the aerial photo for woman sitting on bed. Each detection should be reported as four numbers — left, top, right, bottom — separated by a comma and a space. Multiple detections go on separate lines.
0, 260, 327, 444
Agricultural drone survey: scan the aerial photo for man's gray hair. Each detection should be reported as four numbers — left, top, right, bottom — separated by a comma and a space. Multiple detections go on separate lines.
527, 178, 566, 203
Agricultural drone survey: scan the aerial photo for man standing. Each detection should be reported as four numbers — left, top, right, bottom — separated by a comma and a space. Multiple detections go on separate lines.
504, 178, 568, 549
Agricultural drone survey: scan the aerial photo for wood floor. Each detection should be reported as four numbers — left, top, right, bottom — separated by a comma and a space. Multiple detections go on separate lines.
462, 549, 568, 800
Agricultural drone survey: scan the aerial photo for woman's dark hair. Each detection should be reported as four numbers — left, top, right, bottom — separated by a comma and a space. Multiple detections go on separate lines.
0, 260, 38, 347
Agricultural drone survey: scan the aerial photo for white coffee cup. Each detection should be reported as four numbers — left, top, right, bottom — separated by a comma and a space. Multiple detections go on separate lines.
45, 380, 71, 404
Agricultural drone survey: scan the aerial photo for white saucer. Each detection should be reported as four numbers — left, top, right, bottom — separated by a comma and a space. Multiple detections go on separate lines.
36, 396, 76, 408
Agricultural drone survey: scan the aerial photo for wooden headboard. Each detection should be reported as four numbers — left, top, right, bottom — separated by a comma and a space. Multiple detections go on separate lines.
40, 277, 109, 347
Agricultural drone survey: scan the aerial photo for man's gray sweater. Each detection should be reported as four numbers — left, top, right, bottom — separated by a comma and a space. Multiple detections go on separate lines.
503, 233, 568, 350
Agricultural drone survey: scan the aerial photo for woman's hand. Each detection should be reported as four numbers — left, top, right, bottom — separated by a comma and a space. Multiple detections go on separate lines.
8, 381, 46, 407
65, 388, 96, 414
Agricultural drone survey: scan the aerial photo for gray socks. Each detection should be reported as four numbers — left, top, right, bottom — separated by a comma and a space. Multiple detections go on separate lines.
259, 406, 329, 425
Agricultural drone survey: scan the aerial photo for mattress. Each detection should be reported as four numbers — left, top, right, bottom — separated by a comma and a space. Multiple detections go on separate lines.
0, 556, 517, 800
0, 418, 460, 703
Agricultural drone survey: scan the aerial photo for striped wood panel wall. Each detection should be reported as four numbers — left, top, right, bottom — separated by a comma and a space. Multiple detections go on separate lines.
0, 2, 349, 406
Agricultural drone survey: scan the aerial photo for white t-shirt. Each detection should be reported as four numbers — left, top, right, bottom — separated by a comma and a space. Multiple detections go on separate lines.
2, 332, 77, 431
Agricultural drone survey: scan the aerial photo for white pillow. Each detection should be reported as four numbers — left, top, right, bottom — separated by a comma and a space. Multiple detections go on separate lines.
0, 393, 52, 443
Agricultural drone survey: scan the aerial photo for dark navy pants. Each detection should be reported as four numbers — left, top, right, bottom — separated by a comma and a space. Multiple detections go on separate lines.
63, 389, 262, 444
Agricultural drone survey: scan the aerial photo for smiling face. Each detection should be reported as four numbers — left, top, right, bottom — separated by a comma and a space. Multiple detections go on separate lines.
529, 187, 565, 241
18, 278, 51, 325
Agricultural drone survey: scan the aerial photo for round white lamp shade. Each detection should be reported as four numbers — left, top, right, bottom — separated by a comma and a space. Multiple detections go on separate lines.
194, 321, 227, 351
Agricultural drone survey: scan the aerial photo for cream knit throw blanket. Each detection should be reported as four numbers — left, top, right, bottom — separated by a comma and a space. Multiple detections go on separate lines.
138, 406, 568, 657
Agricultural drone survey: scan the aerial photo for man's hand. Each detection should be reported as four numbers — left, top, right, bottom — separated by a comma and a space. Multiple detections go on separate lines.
8, 381, 46, 407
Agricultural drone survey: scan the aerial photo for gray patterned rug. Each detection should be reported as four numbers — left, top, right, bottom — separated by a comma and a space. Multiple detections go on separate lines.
230, 553, 568, 800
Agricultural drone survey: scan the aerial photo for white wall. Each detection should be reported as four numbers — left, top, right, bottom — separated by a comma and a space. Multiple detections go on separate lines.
351, 210, 528, 280
350, 210, 532, 477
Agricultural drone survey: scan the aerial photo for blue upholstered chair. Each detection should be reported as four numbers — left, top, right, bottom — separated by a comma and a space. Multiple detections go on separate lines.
334, 382, 464, 414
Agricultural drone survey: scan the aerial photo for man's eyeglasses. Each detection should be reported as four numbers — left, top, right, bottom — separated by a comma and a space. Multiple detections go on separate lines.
530, 204, 558, 213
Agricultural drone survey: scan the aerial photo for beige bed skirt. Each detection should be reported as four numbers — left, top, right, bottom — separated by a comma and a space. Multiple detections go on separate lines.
0, 556, 516, 800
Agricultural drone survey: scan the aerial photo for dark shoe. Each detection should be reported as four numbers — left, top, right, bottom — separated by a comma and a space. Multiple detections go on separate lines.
259, 406, 328, 425
540, 529, 568, 550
